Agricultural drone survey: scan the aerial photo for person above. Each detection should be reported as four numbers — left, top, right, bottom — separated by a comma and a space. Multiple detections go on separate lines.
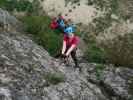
50, 14, 65, 30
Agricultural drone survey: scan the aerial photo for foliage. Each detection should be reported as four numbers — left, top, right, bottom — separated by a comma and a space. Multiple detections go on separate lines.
21, 16, 62, 56
88, 0, 119, 13
93, 12, 113, 35
95, 64, 105, 80
86, 0, 119, 36
0, 0, 7, 7
101, 33, 133, 67
44, 72, 65, 85
0, 0, 34, 13
85, 39, 106, 64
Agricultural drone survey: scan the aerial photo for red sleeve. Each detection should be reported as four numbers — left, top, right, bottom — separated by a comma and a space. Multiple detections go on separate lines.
72, 36, 80, 46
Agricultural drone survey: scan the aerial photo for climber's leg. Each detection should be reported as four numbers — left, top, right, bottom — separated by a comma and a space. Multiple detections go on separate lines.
71, 49, 79, 67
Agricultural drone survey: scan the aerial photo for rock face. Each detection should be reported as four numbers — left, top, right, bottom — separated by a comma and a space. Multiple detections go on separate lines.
0, 8, 20, 31
85, 64, 133, 100
0, 9, 133, 100
0, 28, 108, 100
39, 0, 102, 25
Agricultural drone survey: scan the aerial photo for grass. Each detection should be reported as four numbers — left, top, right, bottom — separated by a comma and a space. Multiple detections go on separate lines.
95, 64, 105, 80
111, 0, 119, 14
44, 72, 65, 85
84, 38, 106, 64
93, 12, 112, 35
0, 0, 34, 13
101, 33, 133, 67
86, 45, 106, 63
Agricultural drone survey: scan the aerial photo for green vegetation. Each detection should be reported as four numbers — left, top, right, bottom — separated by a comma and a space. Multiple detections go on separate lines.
110, 0, 119, 14
86, 0, 120, 35
84, 29, 133, 67
83, 34, 106, 64
93, 13, 112, 35
21, 16, 62, 56
0, 0, 34, 13
0, 0, 6, 6
85, 42, 106, 64
89, 0, 119, 13
95, 64, 105, 80
101, 33, 133, 67
44, 72, 65, 85
83, 0, 125, 65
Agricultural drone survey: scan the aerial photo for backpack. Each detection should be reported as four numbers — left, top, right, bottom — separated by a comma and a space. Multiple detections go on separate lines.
57, 18, 65, 28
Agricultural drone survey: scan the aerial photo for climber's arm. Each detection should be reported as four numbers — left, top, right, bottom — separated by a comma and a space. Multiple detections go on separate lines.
62, 40, 66, 54
65, 44, 76, 56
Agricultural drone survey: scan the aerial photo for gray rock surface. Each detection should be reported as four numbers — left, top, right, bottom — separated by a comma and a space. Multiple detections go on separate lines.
0, 8, 20, 31
85, 64, 133, 100
0, 30, 109, 100
0, 9, 133, 100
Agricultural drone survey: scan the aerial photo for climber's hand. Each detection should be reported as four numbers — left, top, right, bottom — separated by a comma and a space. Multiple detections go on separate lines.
63, 54, 68, 58
62, 54, 69, 64
61, 54, 65, 58
61, 54, 68, 58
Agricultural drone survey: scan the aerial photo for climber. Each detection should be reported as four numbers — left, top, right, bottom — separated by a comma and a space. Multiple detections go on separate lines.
61, 23, 80, 70
50, 14, 66, 31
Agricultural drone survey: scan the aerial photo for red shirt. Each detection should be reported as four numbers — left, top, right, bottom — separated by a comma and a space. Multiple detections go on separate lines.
63, 34, 80, 47
50, 16, 65, 29
50, 18, 58, 29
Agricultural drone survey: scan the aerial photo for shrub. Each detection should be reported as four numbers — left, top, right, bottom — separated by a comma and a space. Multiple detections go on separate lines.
101, 33, 133, 67
84, 34, 106, 64
88, 0, 119, 13
95, 64, 105, 80
44, 72, 65, 85
15, 0, 33, 13
21, 16, 62, 56
85, 43, 106, 63
22, 16, 49, 34
0, 0, 34, 13
0, 0, 7, 7
92, 12, 113, 35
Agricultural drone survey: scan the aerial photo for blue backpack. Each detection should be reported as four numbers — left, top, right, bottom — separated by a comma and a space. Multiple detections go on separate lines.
57, 18, 65, 28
